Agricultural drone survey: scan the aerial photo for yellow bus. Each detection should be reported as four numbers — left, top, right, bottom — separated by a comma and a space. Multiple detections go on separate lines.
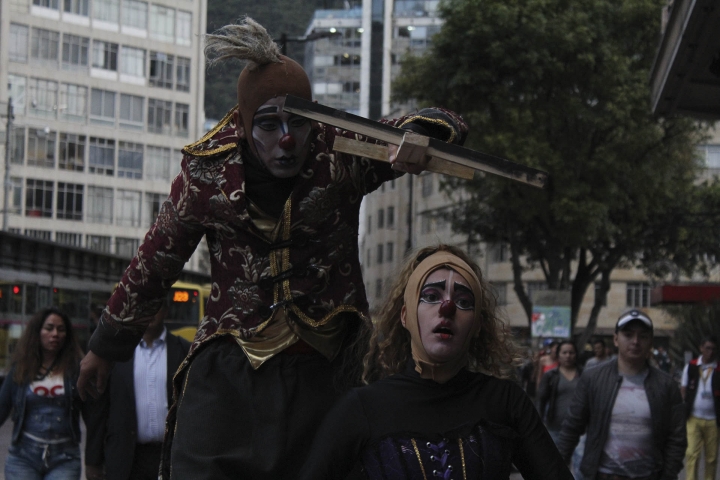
165, 281, 211, 342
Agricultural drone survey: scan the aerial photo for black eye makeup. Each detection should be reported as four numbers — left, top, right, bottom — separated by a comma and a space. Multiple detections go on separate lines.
418, 281, 475, 309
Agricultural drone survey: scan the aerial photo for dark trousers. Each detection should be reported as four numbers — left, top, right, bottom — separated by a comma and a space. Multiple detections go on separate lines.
130, 442, 163, 480
168, 339, 345, 480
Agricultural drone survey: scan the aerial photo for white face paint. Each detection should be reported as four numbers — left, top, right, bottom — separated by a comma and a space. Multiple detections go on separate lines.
251, 96, 313, 178
415, 268, 477, 363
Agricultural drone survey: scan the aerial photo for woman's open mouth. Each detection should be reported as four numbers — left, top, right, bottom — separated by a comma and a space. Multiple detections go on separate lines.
276, 156, 297, 167
433, 322, 454, 340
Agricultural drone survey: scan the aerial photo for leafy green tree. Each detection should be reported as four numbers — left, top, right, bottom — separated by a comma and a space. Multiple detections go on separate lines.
667, 303, 720, 368
394, 0, 719, 345
204, 0, 345, 120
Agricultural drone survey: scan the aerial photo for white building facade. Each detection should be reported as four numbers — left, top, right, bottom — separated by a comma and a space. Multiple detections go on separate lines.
0, 0, 208, 271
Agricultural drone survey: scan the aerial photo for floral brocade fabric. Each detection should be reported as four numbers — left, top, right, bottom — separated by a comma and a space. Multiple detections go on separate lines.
89, 106, 468, 365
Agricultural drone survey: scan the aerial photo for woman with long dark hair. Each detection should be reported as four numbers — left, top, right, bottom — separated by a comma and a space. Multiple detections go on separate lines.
538, 340, 582, 441
0, 307, 102, 479
299, 245, 571, 479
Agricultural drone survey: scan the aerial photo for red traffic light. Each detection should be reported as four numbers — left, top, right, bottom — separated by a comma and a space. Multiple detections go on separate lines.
12, 285, 21, 295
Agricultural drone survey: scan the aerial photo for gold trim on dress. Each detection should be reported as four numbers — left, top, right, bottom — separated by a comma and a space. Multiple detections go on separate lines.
410, 438, 429, 480
182, 105, 238, 157
398, 116, 457, 144
458, 437, 468, 480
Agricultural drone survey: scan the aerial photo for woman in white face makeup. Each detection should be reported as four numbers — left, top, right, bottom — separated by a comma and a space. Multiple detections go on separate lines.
299, 245, 573, 480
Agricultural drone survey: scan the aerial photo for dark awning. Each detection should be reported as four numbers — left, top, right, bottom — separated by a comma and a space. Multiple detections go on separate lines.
650, 0, 720, 119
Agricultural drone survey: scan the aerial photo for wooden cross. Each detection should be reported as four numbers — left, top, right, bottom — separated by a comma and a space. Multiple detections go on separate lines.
283, 95, 548, 189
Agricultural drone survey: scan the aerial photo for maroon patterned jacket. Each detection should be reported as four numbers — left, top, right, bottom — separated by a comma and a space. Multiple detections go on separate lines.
88, 107, 467, 365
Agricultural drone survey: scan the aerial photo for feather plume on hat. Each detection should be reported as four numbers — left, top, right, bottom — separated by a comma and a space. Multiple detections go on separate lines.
204, 17, 282, 70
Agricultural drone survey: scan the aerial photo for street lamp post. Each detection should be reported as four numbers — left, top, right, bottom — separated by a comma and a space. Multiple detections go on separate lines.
3, 98, 14, 232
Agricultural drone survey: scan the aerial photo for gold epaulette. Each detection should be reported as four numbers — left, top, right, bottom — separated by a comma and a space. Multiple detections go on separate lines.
182, 105, 239, 157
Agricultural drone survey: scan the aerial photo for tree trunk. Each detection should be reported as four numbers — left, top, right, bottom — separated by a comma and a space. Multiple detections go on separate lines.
577, 267, 611, 349
510, 240, 533, 327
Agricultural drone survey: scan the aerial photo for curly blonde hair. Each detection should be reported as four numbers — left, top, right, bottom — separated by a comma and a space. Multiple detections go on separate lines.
362, 244, 519, 384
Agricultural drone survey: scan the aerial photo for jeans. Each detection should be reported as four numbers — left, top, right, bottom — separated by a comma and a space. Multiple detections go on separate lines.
5, 436, 81, 480
549, 429, 585, 480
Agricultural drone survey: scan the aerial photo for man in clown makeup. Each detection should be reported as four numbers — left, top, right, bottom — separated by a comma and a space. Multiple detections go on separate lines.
298, 244, 572, 480
77, 18, 467, 480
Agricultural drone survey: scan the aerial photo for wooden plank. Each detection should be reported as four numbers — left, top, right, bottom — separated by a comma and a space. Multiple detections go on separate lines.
332, 136, 475, 179
284, 95, 548, 188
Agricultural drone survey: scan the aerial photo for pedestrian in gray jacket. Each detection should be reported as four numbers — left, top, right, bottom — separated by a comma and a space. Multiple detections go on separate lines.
556, 310, 686, 480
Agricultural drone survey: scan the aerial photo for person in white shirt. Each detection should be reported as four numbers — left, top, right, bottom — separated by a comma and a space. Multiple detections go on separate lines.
682, 336, 720, 480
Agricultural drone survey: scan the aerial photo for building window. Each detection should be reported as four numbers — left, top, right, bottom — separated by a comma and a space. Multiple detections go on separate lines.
11, 128, 25, 165
86, 234, 111, 252
56, 231, 82, 246
9, 178, 23, 214
56, 182, 83, 220
122, 0, 147, 29
116, 237, 139, 258
59, 83, 87, 121
89, 137, 115, 175
176, 10, 191, 46
24, 229, 52, 241
93, 0, 119, 23
28, 78, 58, 118
33, 0, 59, 9
390, 179, 396, 190
377, 244, 384, 264
375, 279, 382, 298
174, 103, 189, 137
377, 208, 384, 229
63, 0, 88, 16
176, 57, 191, 92
90, 88, 116, 124
25, 179, 53, 218
118, 142, 143, 179
119, 94, 144, 128
148, 99, 172, 134
116, 189, 141, 227
120, 46, 145, 77
7, 75, 27, 114
27, 128, 56, 168
386, 242, 394, 263
31, 28, 60, 63
626, 282, 651, 308
145, 145, 171, 180
490, 243, 509, 263
703, 145, 720, 170
92, 40, 118, 71
10, 24, 29, 63
61, 34, 89, 69
387, 206, 395, 228
367, 215, 371, 234
420, 214, 432, 234
59, 133, 85, 171
143, 192, 164, 227
366, 248, 371, 267
490, 282, 507, 306
421, 173, 433, 197
149, 52, 174, 88
86, 186, 113, 224
149, 5, 175, 42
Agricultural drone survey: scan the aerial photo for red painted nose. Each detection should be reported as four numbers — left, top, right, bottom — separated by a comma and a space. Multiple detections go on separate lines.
279, 134, 296, 150
439, 299, 456, 318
